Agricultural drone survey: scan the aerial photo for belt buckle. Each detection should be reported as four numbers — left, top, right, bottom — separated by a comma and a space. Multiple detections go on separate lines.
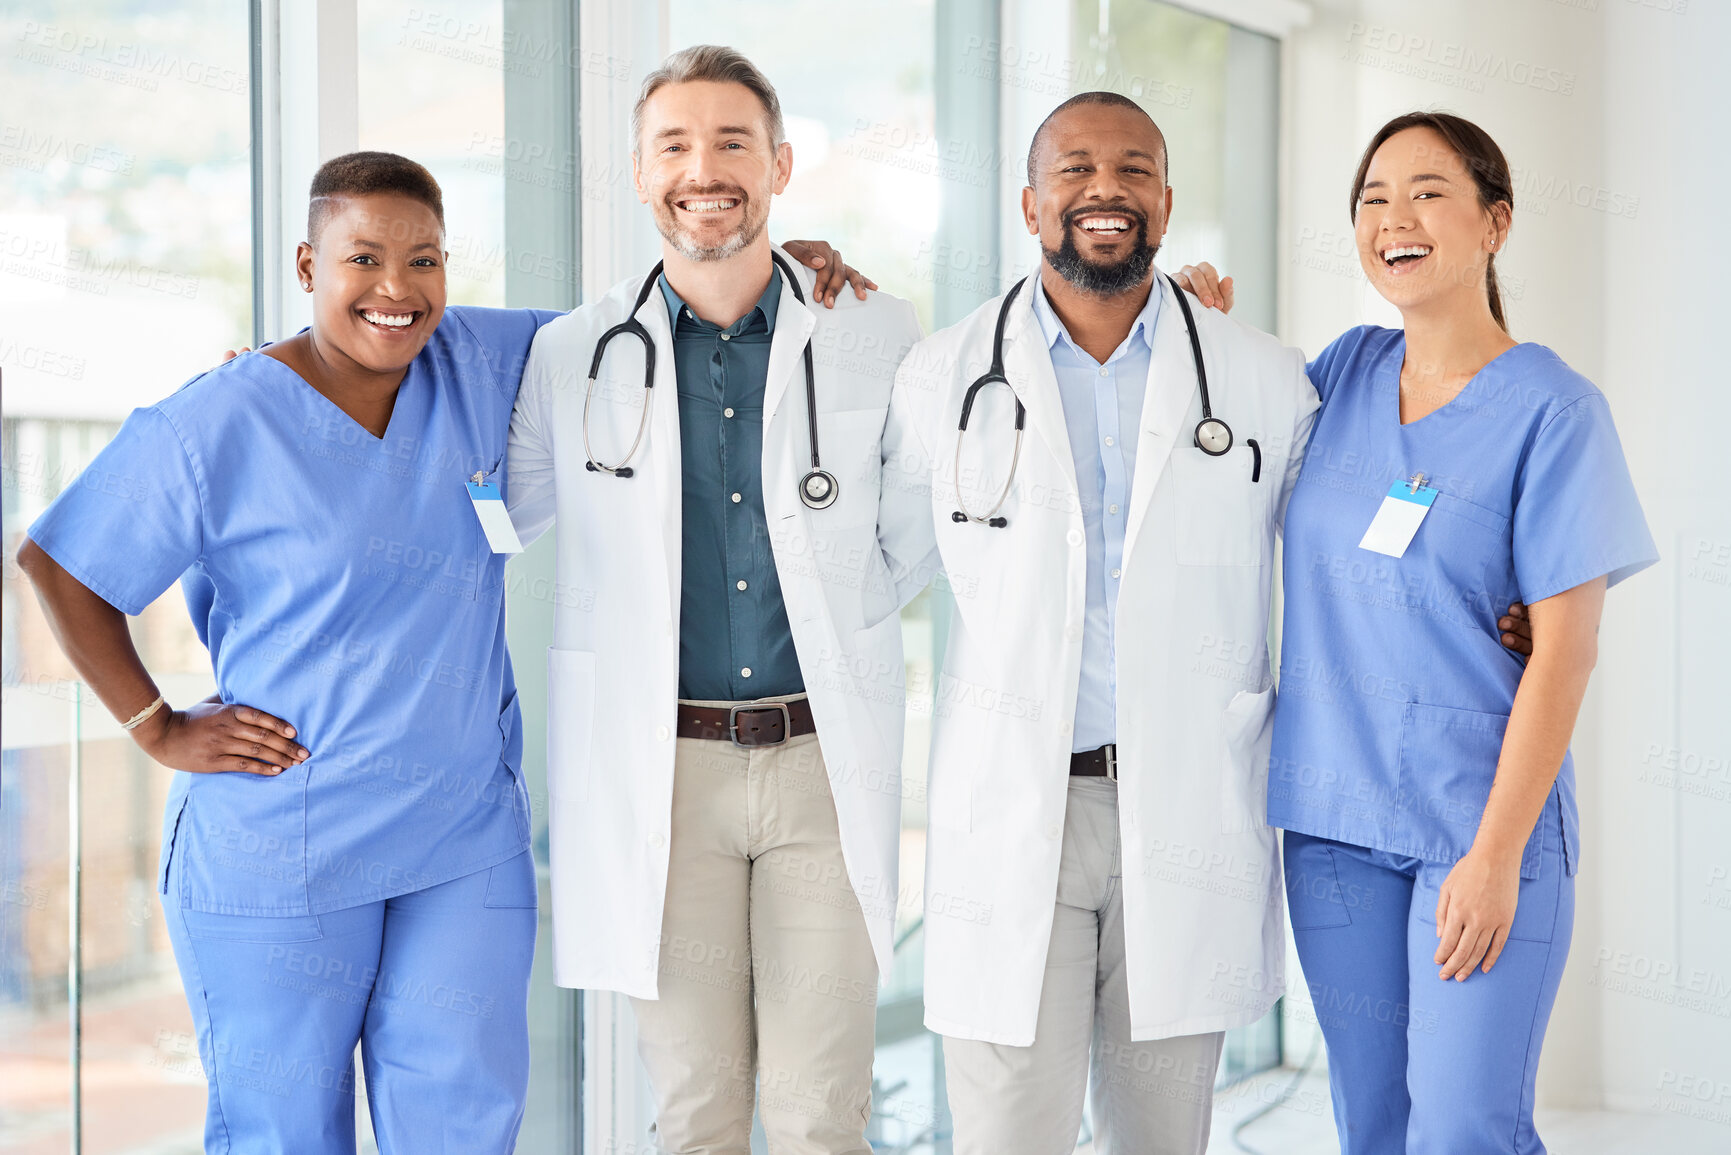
1103, 743, 1117, 781
728, 702, 791, 748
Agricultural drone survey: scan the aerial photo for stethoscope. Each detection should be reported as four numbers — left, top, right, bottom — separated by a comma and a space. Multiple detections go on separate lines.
582, 251, 839, 510
951, 271, 1234, 528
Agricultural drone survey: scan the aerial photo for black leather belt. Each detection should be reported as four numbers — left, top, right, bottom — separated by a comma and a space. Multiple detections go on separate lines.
1070, 744, 1118, 780
676, 697, 816, 747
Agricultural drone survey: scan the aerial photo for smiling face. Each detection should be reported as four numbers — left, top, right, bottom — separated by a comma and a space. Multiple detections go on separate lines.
633, 79, 791, 263
297, 192, 446, 374
1023, 102, 1171, 298
1354, 126, 1510, 317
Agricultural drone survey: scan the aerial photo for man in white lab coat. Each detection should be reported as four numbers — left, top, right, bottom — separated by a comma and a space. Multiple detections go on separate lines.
878, 91, 1318, 1153
507, 46, 931, 1155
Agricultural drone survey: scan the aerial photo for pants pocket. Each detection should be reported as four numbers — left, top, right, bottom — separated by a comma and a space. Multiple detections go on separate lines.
179, 908, 323, 944
482, 851, 540, 910
1283, 833, 1354, 931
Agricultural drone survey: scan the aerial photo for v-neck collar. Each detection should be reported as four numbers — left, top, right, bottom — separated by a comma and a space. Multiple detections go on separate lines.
253, 337, 422, 444
1386, 332, 1531, 430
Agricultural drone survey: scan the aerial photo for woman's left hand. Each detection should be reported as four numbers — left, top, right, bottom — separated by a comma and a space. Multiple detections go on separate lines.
1433, 846, 1521, 980
782, 239, 878, 307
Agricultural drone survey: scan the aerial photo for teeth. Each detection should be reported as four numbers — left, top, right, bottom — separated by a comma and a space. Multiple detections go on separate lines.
1382, 245, 1432, 261
681, 199, 739, 212
1079, 217, 1131, 231
363, 310, 414, 328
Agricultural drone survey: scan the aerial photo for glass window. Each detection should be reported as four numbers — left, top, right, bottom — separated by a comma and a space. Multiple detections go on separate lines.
354, 3, 581, 1152
1, 2, 252, 1151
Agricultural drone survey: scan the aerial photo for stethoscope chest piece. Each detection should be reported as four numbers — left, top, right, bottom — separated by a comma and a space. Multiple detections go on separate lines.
1194, 416, 1233, 456
799, 468, 839, 510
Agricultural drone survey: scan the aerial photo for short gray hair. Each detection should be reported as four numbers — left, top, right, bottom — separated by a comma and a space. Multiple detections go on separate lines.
632, 45, 785, 157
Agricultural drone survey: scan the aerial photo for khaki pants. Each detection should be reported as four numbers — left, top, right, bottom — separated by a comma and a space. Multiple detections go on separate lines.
942, 778, 1223, 1155
630, 701, 877, 1155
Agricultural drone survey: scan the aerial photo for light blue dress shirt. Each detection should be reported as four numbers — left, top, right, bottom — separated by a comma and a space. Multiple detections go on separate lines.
1029, 279, 1162, 753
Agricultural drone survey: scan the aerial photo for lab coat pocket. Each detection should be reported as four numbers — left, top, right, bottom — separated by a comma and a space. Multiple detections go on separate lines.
1397, 703, 1541, 879
1221, 686, 1276, 834
925, 672, 975, 832
1173, 446, 1268, 566
810, 407, 888, 529
546, 647, 597, 803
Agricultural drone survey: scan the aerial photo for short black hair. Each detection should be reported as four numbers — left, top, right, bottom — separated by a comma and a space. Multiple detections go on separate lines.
1026, 91, 1168, 187
306, 151, 445, 246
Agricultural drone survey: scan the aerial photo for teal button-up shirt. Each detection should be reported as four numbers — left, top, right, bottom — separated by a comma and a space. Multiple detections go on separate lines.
658, 272, 804, 701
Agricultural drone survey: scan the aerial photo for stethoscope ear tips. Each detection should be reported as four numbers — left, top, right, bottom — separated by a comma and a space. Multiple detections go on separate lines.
951, 510, 968, 523
988, 516, 1008, 528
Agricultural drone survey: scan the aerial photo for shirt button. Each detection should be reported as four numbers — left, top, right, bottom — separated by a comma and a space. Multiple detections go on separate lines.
650, 832, 666, 848
724, 407, 735, 418
1104, 435, 1115, 447
1111, 567, 1122, 579
1046, 823, 1062, 839
736, 580, 748, 591
1065, 625, 1081, 641
740, 667, 752, 678
1059, 720, 1072, 735
720, 334, 731, 341
1066, 529, 1083, 547
1108, 503, 1120, 515
731, 492, 742, 503
656, 725, 670, 741
1098, 367, 1108, 378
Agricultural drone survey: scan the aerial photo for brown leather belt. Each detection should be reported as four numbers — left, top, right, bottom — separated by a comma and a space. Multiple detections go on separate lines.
1070, 744, 1118, 780
675, 697, 817, 747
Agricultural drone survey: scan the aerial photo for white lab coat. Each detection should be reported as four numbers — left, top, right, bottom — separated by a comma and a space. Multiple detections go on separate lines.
507, 248, 929, 996
881, 271, 1319, 1045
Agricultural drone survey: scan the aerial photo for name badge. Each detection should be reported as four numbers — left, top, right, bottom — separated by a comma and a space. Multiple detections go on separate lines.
466, 480, 524, 554
1358, 479, 1437, 558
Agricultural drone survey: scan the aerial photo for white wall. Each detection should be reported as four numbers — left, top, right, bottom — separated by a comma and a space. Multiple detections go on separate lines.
1282, 0, 1730, 1118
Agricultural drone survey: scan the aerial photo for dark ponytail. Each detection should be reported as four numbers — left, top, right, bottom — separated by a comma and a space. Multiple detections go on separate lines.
1348, 112, 1513, 332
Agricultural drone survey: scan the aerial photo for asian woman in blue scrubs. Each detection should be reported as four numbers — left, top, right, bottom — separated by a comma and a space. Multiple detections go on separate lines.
1268, 115, 1656, 1154
1180, 112, 1654, 1152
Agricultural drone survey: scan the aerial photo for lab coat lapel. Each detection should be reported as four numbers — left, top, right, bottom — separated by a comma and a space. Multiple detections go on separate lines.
999, 291, 1079, 501
1122, 274, 1197, 564
636, 285, 684, 621
763, 261, 816, 437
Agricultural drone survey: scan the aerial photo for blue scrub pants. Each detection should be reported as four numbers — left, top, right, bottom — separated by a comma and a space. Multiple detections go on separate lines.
162, 849, 538, 1154
1284, 823, 1573, 1155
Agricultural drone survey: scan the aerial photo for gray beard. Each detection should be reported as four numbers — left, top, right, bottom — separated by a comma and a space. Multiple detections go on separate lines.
659, 201, 768, 263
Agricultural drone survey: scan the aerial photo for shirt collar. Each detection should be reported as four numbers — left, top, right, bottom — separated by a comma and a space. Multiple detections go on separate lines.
657, 268, 782, 338
1029, 272, 1162, 363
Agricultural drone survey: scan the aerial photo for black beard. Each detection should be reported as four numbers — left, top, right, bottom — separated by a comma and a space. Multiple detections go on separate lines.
1042, 209, 1159, 297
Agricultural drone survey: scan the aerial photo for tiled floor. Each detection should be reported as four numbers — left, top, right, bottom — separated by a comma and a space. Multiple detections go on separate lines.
1200, 1065, 1731, 1155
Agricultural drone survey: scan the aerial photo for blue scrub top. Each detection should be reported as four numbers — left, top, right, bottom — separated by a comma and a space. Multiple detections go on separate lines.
1269, 326, 1657, 876
29, 305, 560, 915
